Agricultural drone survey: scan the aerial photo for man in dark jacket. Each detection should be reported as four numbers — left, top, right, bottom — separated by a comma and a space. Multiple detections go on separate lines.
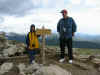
57, 9, 77, 64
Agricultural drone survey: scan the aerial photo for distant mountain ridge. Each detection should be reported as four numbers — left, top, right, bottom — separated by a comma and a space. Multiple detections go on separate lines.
4, 32, 100, 49
74, 33, 100, 44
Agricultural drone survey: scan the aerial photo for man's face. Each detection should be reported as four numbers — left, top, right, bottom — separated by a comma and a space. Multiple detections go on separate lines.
62, 12, 67, 18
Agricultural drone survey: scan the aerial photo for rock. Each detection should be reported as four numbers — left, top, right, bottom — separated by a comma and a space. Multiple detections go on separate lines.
35, 65, 72, 75
16, 43, 26, 55
3, 45, 17, 57
0, 63, 13, 74
32, 74, 35, 75
3, 65, 20, 75
18, 63, 26, 75
92, 58, 100, 64
0, 44, 4, 49
98, 67, 100, 72
0, 33, 7, 44
72, 61, 91, 70
0, 32, 27, 57
25, 61, 40, 74
0, 33, 7, 50
88, 55, 95, 60
0, 32, 6, 39
17, 62, 71, 75
94, 55, 100, 58
0, 54, 2, 57
79, 55, 90, 59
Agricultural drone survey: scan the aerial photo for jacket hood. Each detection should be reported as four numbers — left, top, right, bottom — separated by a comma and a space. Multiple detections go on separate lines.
30, 24, 35, 32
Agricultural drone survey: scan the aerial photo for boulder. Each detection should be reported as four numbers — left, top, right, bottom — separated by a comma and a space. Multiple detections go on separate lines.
18, 63, 26, 75
25, 61, 40, 74
0, 63, 13, 75
92, 58, 100, 64
17, 62, 71, 75
16, 43, 26, 54
35, 65, 72, 75
98, 66, 100, 72
3, 45, 17, 57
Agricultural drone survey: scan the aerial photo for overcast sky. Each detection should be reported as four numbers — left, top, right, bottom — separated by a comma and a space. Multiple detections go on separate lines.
0, 0, 100, 35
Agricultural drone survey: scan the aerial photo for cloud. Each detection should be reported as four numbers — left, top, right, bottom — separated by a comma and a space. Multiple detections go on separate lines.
70, 8, 100, 35
0, 9, 61, 34
0, 0, 66, 16
85, 0, 100, 7
0, 0, 41, 16
0, 0, 100, 35
0, 16, 4, 23
69, 0, 82, 5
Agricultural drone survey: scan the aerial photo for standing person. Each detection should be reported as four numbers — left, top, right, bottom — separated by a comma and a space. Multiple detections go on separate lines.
57, 9, 77, 64
26, 24, 40, 64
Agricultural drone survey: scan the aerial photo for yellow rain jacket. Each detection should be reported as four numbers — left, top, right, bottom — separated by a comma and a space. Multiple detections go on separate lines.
28, 32, 39, 50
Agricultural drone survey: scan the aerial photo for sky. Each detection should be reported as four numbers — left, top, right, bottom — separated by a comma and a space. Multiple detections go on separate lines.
0, 0, 100, 35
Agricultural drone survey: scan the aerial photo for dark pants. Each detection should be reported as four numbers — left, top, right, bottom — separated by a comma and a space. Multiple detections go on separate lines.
27, 50, 36, 64
60, 37, 73, 60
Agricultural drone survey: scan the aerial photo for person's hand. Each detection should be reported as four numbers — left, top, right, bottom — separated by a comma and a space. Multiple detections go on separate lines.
72, 32, 75, 36
37, 35, 40, 37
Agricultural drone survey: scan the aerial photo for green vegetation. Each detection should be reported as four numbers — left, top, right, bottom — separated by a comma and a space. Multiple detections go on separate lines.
46, 45, 100, 55
74, 48, 100, 55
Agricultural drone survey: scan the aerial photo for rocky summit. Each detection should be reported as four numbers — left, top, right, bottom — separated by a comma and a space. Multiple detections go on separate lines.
0, 32, 100, 75
0, 32, 26, 57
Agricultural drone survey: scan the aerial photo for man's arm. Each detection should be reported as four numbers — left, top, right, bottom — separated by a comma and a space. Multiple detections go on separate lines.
72, 18, 77, 36
57, 20, 61, 33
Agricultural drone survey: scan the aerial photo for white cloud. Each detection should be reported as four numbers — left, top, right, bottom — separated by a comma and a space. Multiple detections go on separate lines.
85, 0, 100, 7
41, 0, 49, 7
32, 0, 41, 7
70, 0, 82, 5
0, 9, 61, 34
0, 0, 41, 16
70, 8, 100, 35
0, 17, 4, 23
0, 0, 100, 35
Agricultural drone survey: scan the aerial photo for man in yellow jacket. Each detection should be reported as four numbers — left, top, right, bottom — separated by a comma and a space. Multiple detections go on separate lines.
26, 24, 40, 64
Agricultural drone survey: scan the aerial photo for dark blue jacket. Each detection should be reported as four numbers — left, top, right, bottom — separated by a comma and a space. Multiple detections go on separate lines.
57, 17, 77, 39
26, 33, 29, 47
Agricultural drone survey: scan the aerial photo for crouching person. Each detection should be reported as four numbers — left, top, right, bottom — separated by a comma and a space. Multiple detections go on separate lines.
26, 24, 40, 64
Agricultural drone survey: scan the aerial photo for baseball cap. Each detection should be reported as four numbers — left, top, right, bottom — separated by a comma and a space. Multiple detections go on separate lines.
60, 9, 67, 14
